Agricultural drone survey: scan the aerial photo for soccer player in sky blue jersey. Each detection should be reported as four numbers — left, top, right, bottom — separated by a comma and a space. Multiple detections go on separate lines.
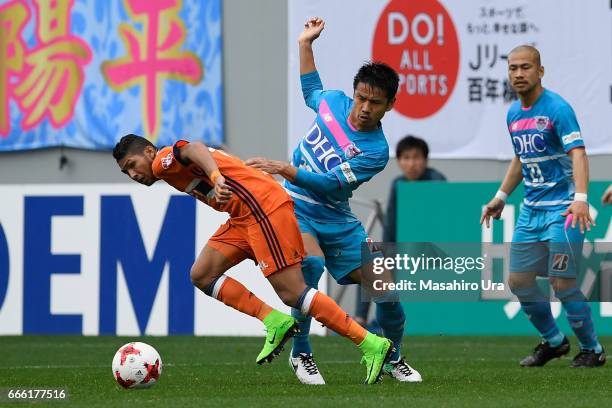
481, 45, 605, 368
247, 17, 421, 384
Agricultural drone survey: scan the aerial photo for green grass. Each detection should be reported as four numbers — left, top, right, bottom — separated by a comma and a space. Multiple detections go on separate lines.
0, 336, 610, 407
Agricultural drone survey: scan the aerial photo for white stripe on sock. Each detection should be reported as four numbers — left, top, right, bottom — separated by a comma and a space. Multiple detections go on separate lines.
300, 288, 318, 315
211, 275, 228, 299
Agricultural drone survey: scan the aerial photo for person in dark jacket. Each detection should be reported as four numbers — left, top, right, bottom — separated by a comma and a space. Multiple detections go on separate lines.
383, 136, 446, 242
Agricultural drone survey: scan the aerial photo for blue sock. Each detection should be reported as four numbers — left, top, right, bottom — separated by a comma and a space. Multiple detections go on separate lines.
375, 301, 405, 362
556, 287, 602, 353
291, 256, 325, 357
513, 286, 564, 346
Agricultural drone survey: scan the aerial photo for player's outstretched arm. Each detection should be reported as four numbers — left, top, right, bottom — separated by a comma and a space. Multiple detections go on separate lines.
246, 157, 339, 195
480, 156, 522, 228
245, 158, 297, 180
298, 17, 324, 75
298, 17, 326, 111
178, 142, 232, 204
246, 153, 383, 196
562, 147, 594, 233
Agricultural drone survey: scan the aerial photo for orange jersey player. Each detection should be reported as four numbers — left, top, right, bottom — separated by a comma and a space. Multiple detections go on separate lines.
112, 134, 394, 384
152, 139, 300, 275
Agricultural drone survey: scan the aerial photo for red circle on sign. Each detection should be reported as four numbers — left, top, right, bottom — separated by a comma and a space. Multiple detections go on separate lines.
372, 0, 460, 119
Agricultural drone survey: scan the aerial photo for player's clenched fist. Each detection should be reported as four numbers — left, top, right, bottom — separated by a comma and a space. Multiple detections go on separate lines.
298, 17, 325, 44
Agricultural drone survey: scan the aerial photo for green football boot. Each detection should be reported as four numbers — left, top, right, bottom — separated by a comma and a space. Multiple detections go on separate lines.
256, 310, 299, 365
359, 333, 394, 384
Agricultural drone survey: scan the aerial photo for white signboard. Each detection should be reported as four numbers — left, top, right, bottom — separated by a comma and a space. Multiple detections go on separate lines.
288, 0, 612, 159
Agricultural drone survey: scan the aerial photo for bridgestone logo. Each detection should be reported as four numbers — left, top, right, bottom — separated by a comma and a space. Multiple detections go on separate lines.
551, 253, 569, 272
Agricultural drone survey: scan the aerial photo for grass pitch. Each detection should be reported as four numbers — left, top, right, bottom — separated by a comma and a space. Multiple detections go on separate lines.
1, 335, 610, 407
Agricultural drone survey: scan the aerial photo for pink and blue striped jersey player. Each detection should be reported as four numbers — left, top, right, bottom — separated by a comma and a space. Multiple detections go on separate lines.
481, 45, 605, 368
507, 89, 584, 211
246, 17, 422, 385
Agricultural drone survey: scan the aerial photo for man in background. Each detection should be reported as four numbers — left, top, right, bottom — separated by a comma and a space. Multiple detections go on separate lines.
383, 136, 446, 243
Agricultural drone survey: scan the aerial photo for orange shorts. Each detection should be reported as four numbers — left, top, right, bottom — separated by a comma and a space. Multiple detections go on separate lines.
207, 201, 305, 276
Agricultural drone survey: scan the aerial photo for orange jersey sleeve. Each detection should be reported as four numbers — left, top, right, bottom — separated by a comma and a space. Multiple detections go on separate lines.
152, 141, 292, 225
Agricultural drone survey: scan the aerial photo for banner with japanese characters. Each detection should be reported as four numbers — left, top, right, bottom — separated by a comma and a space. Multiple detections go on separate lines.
0, 0, 222, 151
288, 0, 612, 159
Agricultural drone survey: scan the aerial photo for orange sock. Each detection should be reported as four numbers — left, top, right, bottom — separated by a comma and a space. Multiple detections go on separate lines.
303, 290, 367, 345
212, 276, 272, 321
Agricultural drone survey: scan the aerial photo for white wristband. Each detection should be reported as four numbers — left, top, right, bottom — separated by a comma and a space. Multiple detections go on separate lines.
495, 190, 508, 202
574, 193, 587, 202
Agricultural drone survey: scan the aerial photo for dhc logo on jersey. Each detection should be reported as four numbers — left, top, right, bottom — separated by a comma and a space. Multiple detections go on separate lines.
513, 133, 546, 154
303, 123, 342, 171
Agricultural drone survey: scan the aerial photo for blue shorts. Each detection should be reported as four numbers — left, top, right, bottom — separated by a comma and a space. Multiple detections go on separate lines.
510, 205, 584, 277
296, 213, 369, 285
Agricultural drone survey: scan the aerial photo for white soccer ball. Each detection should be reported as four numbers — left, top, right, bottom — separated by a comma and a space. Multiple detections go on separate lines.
112, 342, 163, 389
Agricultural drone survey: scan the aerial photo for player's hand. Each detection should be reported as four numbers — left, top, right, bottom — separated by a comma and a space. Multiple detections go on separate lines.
213, 175, 232, 204
298, 17, 324, 44
562, 201, 594, 234
480, 197, 505, 228
602, 184, 612, 205
244, 157, 286, 174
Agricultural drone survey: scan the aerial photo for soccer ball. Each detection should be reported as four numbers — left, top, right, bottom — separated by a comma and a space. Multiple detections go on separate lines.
112, 342, 162, 389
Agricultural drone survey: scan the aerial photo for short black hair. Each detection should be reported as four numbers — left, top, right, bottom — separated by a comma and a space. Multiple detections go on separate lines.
113, 134, 156, 161
353, 61, 399, 102
396, 135, 429, 159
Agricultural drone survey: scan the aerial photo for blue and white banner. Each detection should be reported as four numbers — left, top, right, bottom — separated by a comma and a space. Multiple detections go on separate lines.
0, 0, 223, 151
0, 184, 326, 336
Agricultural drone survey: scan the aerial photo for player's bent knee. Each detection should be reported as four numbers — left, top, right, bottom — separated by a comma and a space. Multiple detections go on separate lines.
267, 263, 307, 306
276, 287, 301, 307
508, 273, 535, 293
190, 261, 219, 291
507, 278, 522, 294
190, 266, 208, 290
549, 277, 577, 293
